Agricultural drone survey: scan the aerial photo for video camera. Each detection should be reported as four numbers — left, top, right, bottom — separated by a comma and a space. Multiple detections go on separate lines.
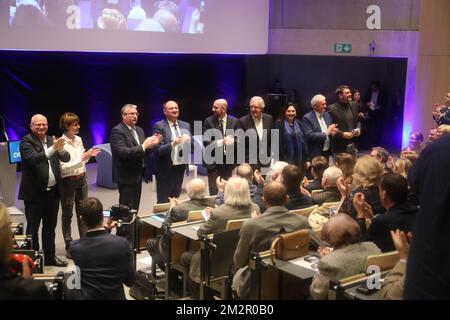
109, 204, 133, 220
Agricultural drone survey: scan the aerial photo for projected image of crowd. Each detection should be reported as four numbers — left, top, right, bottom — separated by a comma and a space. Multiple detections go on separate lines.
9, 0, 206, 34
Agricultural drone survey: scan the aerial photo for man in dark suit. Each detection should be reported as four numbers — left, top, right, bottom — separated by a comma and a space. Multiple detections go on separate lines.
353, 173, 417, 252
301, 94, 337, 159
327, 85, 361, 155
110, 104, 160, 211
69, 197, 135, 300
311, 166, 342, 206
19, 114, 70, 267
151, 100, 191, 203
281, 164, 314, 210
203, 98, 240, 195
232, 181, 310, 299
404, 134, 450, 299
239, 96, 273, 173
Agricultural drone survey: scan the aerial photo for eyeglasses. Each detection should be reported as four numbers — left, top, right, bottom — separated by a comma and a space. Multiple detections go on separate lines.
124, 112, 139, 116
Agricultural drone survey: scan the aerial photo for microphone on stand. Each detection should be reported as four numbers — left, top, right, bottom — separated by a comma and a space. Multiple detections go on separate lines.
0, 114, 9, 142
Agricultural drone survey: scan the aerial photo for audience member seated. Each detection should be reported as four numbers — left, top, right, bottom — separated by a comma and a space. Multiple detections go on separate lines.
69, 198, 135, 300
353, 174, 417, 252
403, 132, 424, 153
399, 150, 419, 164
309, 214, 381, 300
370, 146, 393, 174
436, 124, 450, 139
380, 229, 411, 300
338, 156, 384, 218
305, 156, 329, 192
264, 161, 289, 183
181, 177, 259, 298
215, 163, 264, 212
392, 159, 418, 206
393, 158, 412, 179
232, 182, 310, 299
146, 178, 214, 271
281, 164, 314, 210
164, 178, 214, 223
0, 203, 50, 300
312, 167, 342, 206
334, 153, 355, 184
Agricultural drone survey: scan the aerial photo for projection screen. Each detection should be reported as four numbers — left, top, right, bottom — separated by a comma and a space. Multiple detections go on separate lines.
0, 0, 269, 54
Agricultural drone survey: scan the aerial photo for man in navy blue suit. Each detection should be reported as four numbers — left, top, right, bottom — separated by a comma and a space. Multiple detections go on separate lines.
151, 100, 192, 203
301, 94, 337, 160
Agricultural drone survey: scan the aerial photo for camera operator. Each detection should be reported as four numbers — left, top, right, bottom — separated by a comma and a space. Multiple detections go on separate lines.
0, 203, 50, 300
68, 198, 135, 300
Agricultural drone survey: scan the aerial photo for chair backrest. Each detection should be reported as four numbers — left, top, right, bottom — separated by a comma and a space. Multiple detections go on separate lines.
289, 205, 319, 217
208, 229, 241, 279
321, 201, 341, 209
187, 210, 204, 222
153, 202, 171, 213
225, 218, 248, 231
364, 251, 400, 272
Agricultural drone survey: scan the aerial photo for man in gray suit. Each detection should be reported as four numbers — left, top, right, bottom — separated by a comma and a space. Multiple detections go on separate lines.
164, 178, 215, 224
181, 177, 259, 298
146, 178, 213, 271
309, 214, 381, 300
232, 181, 310, 299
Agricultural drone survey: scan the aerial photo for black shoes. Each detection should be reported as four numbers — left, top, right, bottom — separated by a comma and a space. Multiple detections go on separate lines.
45, 256, 68, 267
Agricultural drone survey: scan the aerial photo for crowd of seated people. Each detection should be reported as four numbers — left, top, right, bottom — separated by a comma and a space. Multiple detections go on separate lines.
5, 87, 450, 301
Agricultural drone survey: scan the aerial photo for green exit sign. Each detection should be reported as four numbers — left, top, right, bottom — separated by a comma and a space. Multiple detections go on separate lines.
334, 43, 352, 53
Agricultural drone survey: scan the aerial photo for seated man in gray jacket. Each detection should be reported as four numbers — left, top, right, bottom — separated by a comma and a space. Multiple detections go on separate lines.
309, 213, 381, 300
146, 178, 214, 271
232, 181, 311, 299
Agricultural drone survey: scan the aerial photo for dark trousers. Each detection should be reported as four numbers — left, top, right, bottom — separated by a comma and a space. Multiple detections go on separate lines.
155, 165, 185, 203
207, 164, 235, 195
24, 188, 60, 260
60, 176, 88, 244
118, 182, 142, 211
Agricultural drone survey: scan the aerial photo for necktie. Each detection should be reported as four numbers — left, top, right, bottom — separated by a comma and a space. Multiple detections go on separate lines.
130, 128, 139, 145
319, 115, 330, 151
219, 119, 224, 135
173, 123, 181, 137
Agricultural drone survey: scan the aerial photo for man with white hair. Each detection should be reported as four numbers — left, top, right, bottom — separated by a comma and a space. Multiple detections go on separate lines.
146, 178, 214, 271
301, 94, 337, 159
239, 96, 273, 171
181, 177, 260, 298
312, 167, 343, 205
203, 98, 240, 195
164, 178, 214, 223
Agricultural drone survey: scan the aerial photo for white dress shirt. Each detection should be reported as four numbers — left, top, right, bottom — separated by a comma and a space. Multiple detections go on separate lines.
125, 124, 145, 152
60, 134, 87, 178
167, 119, 183, 165
252, 115, 263, 141
314, 111, 330, 151
43, 138, 57, 187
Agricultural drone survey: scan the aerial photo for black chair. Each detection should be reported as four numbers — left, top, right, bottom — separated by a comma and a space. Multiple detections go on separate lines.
199, 229, 241, 299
